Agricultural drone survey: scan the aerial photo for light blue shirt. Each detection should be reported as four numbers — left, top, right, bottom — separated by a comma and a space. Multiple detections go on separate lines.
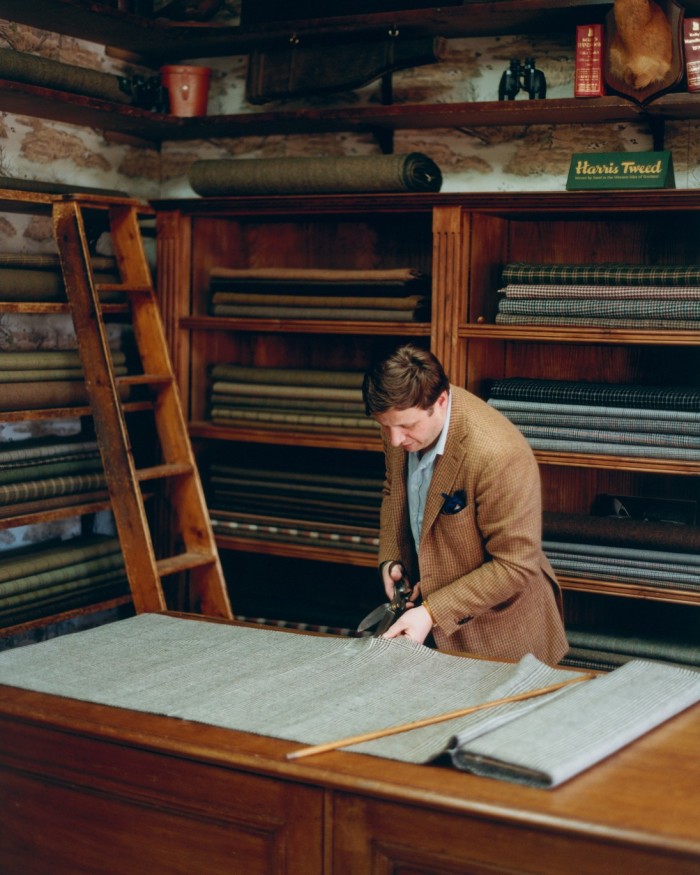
407, 391, 452, 549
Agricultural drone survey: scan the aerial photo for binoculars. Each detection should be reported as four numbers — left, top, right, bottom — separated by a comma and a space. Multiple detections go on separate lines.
498, 58, 547, 101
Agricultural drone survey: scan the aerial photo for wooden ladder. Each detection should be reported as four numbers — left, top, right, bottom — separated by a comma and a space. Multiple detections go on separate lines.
53, 194, 233, 619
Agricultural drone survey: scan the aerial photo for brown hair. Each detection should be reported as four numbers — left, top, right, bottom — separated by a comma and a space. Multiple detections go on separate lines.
363, 344, 450, 415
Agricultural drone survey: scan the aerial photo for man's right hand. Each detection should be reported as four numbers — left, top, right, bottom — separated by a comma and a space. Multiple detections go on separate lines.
382, 561, 420, 605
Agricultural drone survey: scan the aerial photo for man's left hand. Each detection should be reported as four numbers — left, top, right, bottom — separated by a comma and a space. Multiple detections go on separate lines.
382, 605, 433, 644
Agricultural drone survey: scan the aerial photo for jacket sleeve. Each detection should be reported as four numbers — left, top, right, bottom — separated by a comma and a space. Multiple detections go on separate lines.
377, 440, 416, 578
422, 434, 547, 637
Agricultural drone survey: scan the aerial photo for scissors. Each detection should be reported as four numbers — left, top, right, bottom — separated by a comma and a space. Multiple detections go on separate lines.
357, 561, 412, 637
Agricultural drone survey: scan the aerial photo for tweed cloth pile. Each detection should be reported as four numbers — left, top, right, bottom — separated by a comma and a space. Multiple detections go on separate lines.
209, 363, 378, 434
496, 262, 700, 329
207, 266, 431, 322
450, 658, 700, 787
189, 153, 442, 196
0, 536, 127, 628
1, 614, 699, 788
488, 379, 700, 460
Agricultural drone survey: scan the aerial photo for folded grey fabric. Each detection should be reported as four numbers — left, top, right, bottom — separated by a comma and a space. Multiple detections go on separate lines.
450, 659, 700, 788
189, 153, 442, 196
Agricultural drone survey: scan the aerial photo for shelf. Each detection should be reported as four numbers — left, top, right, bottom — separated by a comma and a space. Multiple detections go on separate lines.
460, 324, 700, 346
215, 534, 376, 567
189, 421, 383, 452
558, 575, 700, 606
0, 400, 153, 424
0, 302, 129, 315
5, 77, 700, 142
0, 495, 112, 530
182, 315, 431, 335
534, 450, 700, 475
0, 0, 619, 63
0, 594, 133, 639
164, 96, 647, 140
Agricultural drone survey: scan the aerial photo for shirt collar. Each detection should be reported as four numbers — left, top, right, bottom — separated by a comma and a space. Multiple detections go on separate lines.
409, 389, 452, 468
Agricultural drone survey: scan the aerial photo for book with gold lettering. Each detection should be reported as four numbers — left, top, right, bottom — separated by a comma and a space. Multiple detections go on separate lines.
575, 24, 605, 97
684, 19, 700, 91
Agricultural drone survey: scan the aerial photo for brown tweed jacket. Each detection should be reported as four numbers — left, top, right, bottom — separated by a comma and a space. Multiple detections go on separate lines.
378, 386, 568, 665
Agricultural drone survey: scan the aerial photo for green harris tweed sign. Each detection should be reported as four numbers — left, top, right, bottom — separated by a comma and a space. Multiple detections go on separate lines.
567, 151, 675, 190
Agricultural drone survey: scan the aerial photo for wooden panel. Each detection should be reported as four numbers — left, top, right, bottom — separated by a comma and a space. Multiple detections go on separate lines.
431, 205, 467, 384
330, 790, 700, 875
0, 716, 324, 875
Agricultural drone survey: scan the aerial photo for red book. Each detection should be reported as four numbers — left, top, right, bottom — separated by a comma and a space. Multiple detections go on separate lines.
575, 24, 605, 97
684, 19, 700, 92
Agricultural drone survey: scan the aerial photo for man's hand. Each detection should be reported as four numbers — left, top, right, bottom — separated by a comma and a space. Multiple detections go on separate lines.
382, 604, 433, 644
382, 561, 421, 604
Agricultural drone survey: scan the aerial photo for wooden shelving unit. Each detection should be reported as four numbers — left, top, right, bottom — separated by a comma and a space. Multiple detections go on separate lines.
0, 0, 618, 60
2, 2, 700, 143
154, 190, 700, 653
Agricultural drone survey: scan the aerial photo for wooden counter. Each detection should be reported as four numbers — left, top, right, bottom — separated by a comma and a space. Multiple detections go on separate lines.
0, 620, 699, 874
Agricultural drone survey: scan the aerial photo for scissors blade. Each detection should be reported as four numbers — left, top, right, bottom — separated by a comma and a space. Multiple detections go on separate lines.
357, 602, 392, 633
371, 607, 400, 637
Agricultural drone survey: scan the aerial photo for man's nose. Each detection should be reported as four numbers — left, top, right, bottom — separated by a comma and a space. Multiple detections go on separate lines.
387, 427, 405, 447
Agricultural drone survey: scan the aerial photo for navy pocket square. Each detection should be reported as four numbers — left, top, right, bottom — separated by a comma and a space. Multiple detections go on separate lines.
440, 490, 467, 515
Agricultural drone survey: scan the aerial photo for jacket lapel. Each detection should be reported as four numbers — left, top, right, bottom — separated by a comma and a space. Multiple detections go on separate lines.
420, 430, 464, 541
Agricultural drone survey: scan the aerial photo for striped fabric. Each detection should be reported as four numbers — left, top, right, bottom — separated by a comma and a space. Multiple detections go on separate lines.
495, 315, 700, 329
517, 424, 700, 450
497, 410, 700, 436
488, 398, 700, 421
499, 284, 700, 299
450, 658, 700, 788
0, 472, 106, 505
489, 379, 700, 411
501, 263, 700, 285
497, 299, 700, 319
566, 628, 700, 668
488, 381, 700, 461
525, 438, 700, 460
209, 364, 378, 434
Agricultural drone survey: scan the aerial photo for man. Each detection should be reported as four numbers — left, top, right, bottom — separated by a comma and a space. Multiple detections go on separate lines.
362, 343, 567, 665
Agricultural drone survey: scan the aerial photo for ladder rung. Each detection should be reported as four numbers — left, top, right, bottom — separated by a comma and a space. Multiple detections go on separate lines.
136, 462, 193, 482
156, 551, 217, 578
95, 283, 152, 295
117, 374, 173, 387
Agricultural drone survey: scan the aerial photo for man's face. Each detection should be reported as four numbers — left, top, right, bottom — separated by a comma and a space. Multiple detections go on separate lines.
374, 390, 449, 454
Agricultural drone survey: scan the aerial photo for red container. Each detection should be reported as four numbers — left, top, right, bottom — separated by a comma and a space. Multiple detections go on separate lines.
160, 65, 211, 116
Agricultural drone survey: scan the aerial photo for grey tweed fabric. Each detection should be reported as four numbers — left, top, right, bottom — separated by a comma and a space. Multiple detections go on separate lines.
450, 659, 700, 787
1, 615, 697, 787
0, 614, 576, 764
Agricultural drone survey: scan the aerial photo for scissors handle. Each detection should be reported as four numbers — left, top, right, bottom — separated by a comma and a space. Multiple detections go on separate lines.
387, 561, 411, 611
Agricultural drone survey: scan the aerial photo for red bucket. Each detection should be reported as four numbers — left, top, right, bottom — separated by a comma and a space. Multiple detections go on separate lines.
160, 65, 211, 117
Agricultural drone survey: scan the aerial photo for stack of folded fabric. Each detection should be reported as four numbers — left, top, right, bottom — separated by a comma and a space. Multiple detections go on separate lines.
207, 266, 430, 322
563, 628, 700, 672
0, 435, 107, 514
0, 253, 122, 303
0, 535, 128, 628
543, 510, 700, 594
0, 347, 130, 412
488, 378, 700, 461
208, 462, 381, 556
208, 363, 379, 434
495, 262, 700, 329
